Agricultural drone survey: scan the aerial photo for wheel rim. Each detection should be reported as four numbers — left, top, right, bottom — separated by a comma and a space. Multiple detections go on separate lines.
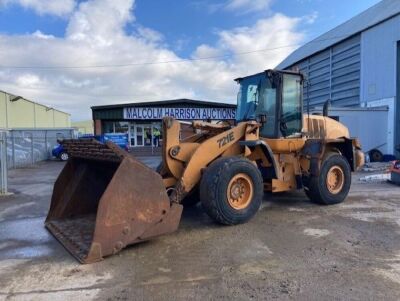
372, 152, 381, 162
61, 153, 68, 160
326, 165, 344, 194
227, 173, 253, 210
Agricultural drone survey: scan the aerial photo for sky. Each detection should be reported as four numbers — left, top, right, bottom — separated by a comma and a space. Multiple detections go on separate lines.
0, 0, 381, 121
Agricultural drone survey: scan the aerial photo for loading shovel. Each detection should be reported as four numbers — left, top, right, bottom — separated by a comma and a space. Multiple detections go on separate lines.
45, 139, 182, 263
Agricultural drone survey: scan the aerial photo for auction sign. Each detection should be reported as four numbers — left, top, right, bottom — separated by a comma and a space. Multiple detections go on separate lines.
123, 107, 236, 120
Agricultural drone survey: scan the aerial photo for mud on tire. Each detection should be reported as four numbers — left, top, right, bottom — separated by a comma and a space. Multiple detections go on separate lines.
200, 156, 263, 225
305, 153, 351, 205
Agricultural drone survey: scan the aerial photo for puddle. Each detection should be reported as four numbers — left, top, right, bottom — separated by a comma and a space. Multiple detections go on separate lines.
0, 217, 57, 260
0, 202, 36, 222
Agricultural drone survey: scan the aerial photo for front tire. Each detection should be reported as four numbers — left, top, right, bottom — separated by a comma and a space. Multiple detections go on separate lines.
59, 152, 69, 161
156, 162, 199, 207
306, 153, 351, 205
200, 157, 263, 225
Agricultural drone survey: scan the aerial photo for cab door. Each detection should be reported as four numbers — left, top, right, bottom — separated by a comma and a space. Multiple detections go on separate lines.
263, 72, 305, 153
279, 73, 303, 138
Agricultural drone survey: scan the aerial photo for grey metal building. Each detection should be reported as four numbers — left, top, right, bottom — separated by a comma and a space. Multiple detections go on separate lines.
277, 0, 400, 155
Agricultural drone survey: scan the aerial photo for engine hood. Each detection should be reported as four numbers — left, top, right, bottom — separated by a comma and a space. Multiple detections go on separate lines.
303, 114, 350, 139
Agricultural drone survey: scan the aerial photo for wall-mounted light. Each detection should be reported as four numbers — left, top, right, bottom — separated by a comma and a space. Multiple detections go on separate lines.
10, 96, 22, 102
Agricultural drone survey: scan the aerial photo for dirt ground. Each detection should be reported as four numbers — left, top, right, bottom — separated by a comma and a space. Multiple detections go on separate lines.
0, 159, 400, 301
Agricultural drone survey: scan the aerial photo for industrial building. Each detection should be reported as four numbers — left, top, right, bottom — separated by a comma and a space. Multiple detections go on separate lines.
277, 0, 400, 156
0, 90, 73, 170
0, 91, 71, 129
92, 99, 236, 149
72, 120, 94, 136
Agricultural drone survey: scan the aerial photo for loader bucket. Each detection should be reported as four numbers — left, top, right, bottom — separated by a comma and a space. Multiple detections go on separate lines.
45, 139, 182, 264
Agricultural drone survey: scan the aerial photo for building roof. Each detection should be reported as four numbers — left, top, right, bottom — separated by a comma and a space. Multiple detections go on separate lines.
0, 89, 70, 116
91, 98, 236, 110
277, 0, 400, 69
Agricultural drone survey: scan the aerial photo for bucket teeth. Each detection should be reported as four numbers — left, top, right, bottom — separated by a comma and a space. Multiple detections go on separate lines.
61, 139, 123, 162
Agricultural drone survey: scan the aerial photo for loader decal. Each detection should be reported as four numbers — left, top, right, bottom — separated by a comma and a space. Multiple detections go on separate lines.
218, 132, 235, 148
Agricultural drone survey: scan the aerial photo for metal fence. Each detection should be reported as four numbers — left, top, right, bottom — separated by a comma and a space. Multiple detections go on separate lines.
0, 131, 7, 194
5, 129, 76, 169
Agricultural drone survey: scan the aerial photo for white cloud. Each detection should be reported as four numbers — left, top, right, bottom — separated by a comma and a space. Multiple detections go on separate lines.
0, 0, 305, 121
15, 73, 41, 87
225, 0, 272, 13
0, 0, 76, 17
32, 30, 55, 39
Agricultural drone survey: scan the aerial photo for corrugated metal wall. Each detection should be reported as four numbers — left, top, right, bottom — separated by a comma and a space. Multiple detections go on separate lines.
292, 35, 361, 107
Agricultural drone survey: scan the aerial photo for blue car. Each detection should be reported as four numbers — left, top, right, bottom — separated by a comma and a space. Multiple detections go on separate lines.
52, 143, 69, 161
52, 133, 129, 161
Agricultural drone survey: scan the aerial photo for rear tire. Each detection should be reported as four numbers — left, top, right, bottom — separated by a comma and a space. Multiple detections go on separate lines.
200, 157, 263, 225
369, 149, 383, 162
306, 153, 351, 205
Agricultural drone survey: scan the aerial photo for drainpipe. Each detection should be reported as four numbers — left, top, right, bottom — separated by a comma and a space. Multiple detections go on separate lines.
5, 92, 9, 129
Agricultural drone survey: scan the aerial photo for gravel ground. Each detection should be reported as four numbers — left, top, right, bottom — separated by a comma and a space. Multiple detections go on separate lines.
0, 159, 399, 301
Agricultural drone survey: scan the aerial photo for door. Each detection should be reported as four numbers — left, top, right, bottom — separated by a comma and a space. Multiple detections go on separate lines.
280, 73, 303, 138
143, 126, 152, 146
129, 124, 135, 147
136, 125, 144, 146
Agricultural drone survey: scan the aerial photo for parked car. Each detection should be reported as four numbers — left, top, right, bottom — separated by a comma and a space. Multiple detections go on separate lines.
52, 133, 129, 161
52, 143, 69, 161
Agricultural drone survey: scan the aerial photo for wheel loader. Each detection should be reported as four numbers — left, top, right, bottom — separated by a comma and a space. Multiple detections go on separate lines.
45, 69, 365, 263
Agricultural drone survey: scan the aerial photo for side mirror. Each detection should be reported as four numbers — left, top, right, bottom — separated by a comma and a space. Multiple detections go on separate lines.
258, 114, 267, 125
323, 99, 331, 117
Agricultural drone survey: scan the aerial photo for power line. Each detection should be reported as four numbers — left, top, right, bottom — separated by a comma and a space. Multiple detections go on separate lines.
0, 33, 352, 70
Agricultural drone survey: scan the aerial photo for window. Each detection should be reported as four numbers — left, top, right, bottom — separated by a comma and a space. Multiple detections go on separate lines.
281, 74, 302, 137
114, 122, 129, 134
255, 77, 277, 137
102, 121, 114, 134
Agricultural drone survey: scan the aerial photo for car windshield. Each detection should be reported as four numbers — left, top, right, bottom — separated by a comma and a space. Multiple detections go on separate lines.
236, 73, 265, 122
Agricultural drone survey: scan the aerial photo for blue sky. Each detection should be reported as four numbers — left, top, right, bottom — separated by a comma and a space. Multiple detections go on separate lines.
0, 0, 380, 56
0, 0, 382, 120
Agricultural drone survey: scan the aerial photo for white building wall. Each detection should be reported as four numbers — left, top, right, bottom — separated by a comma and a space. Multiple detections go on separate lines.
365, 99, 394, 153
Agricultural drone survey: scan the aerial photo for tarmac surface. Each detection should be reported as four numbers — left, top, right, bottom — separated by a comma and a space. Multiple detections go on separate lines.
0, 159, 400, 300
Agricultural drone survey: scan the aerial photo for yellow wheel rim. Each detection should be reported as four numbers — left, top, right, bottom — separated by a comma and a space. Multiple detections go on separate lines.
326, 165, 344, 194
227, 173, 253, 210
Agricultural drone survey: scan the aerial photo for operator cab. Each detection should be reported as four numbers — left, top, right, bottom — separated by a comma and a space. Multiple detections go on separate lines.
235, 69, 303, 139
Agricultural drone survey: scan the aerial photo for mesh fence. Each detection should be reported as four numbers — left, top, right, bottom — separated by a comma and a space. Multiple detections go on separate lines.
6, 129, 76, 169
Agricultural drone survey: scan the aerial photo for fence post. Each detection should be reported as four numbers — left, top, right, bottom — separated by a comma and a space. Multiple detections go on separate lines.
0, 131, 8, 195
11, 131, 15, 169
44, 130, 48, 159
31, 132, 34, 165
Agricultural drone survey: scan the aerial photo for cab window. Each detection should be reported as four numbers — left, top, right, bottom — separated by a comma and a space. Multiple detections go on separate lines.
281, 74, 302, 137
255, 77, 277, 137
